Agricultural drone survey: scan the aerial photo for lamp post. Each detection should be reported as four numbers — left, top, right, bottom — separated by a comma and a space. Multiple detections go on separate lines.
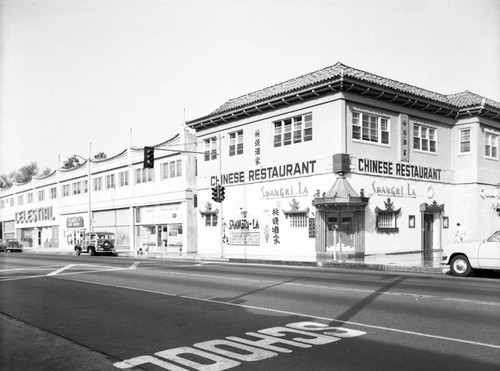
75, 149, 92, 233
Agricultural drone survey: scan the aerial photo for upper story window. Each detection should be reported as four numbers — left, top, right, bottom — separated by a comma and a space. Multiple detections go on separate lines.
204, 137, 217, 161
118, 170, 129, 187
62, 184, 70, 197
229, 130, 244, 156
352, 112, 390, 145
135, 168, 154, 184
93, 177, 103, 192
38, 190, 45, 201
50, 187, 57, 199
27, 193, 34, 204
0, 200, 4, 209
274, 113, 312, 147
485, 130, 498, 159
105, 174, 115, 189
17, 195, 23, 206
10, 197, 14, 207
161, 160, 182, 179
73, 181, 82, 195
459, 128, 471, 154
413, 124, 437, 153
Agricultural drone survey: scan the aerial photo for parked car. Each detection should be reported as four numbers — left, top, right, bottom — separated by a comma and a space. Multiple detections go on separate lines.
74, 232, 116, 256
0, 238, 23, 252
441, 230, 500, 276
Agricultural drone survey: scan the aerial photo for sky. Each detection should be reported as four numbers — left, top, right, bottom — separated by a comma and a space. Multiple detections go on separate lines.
0, 0, 499, 175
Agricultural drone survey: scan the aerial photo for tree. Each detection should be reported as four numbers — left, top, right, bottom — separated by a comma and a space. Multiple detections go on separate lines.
15, 162, 39, 183
94, 152, 107, 159
0, 174, 11, 188
62, 155, 82, 169
0, 162, 52, 188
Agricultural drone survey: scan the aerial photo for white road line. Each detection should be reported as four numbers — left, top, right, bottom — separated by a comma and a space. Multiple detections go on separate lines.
135, 269, 500, 307
54, 276, 500, 350
0, 265, 62, 272
129, 262, 141, 269
47, 264, 77, 276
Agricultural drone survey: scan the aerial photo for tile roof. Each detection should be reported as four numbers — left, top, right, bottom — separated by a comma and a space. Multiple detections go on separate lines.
191, 62, 500, 124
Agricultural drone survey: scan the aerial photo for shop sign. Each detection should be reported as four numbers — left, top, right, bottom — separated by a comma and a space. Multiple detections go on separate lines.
230, 231, 260, 246
15, 206, 55, 224
357, 158, 442, 181
261, 181, 309, 200
67, 216, 84, 228
480, 185, 500, 215
371, 181, 416, 197
228, 212, 260, 246
400, 115, 410, 162
210, 160, 317, 186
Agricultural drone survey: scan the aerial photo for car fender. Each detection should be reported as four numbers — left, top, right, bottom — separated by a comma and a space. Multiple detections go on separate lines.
442, 242, 481, 269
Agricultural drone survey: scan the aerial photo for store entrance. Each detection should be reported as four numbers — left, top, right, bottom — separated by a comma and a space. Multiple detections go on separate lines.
423, 213, 434, 252
136, 224, 183, 253
326, 212, 354, 253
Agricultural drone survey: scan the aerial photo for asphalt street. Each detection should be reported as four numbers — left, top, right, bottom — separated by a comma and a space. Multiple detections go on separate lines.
1, 254, 499, 370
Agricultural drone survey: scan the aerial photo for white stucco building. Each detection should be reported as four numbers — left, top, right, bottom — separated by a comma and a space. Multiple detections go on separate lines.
187, 62, 500, 262
0, 130, 198, 254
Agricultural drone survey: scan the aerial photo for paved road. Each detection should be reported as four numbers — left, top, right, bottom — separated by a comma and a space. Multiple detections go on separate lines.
1, 254, 499, 370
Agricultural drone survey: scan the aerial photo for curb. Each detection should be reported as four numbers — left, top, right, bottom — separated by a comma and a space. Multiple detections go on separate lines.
18, 249, 443, 275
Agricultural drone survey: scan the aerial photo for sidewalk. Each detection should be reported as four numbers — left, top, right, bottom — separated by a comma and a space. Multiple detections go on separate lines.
20, 247, 444, 274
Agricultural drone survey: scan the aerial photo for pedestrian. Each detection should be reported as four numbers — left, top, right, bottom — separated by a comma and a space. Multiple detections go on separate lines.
455, 223, 465, 242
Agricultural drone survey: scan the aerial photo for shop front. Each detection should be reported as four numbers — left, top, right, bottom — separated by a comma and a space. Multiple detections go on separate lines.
313, 175, 369, 261
62, 215, 86, 250
135, 204, 184, 253
15, 206, 59, 248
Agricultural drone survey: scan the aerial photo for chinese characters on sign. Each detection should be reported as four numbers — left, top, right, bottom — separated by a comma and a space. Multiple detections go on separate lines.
255, 129, 261, 166
272, 203, 280, 245
400, 114, 409, 162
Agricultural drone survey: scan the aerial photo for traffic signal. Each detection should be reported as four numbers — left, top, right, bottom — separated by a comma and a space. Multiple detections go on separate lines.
143, 146, 154, 168
219, 186, 225, 202
212, 186, 219, 202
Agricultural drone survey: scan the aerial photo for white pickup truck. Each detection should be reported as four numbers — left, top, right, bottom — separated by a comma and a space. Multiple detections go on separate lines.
441, 230, 500, 276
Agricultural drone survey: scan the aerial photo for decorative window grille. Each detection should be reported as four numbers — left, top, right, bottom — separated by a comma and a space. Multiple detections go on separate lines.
289, 214, 308, 228
200, 202, 219, 227
282, 199, 310, 228
375, 198, 401, 233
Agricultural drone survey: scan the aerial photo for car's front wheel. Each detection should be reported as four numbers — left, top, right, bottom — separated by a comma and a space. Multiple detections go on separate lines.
75, 247, 81, 256
450, 255, 472, 277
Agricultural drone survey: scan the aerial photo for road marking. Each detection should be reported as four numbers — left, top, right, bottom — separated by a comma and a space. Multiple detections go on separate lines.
56, 276, 500, 350
129, 262, 141, 269
47, 264, 77, 276
0, 265, 62, 272
136, 269, 500, 307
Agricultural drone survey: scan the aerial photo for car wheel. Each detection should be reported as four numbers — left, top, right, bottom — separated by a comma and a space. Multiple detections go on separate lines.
450, 255, 472, 277
88, 247, 95, 256
102, 240, 112, 251
75, 248, 81, 256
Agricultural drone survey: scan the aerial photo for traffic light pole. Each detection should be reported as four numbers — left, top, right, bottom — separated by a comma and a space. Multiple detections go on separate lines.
218, 133, 224, 259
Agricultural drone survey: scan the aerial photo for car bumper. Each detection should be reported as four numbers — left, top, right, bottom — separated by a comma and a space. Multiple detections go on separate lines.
440, 256, 450, 274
